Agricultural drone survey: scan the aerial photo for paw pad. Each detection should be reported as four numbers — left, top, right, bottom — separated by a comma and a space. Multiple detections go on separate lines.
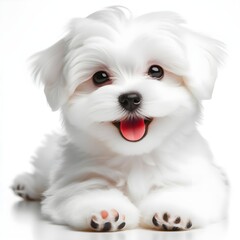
90, 209, 126, 232
152, 212, 192, 231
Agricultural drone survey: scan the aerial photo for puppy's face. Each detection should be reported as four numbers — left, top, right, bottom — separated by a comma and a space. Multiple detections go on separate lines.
63, 44, 196, 155
32, 7, 224, 155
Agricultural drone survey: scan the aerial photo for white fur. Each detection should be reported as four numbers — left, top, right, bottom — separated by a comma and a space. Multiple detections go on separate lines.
12, 6, 228, 231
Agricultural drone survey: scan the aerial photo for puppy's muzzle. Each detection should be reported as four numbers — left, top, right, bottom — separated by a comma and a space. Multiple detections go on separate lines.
118, 92, 142, 112
114, 91, 152, 142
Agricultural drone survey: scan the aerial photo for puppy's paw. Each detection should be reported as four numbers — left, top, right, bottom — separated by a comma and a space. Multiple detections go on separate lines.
11, 173, 42, 201
90, 209, 126, 232
152, 212, 192, 231
42, 189, 139, 231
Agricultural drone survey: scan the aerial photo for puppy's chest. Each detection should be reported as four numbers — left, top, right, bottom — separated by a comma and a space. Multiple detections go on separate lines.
121, 159, 163, 202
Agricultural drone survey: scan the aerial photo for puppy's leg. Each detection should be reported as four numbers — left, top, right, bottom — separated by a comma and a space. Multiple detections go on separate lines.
140, 174, 228, 230
42, 184, 139, 231
12, 133, 61, 200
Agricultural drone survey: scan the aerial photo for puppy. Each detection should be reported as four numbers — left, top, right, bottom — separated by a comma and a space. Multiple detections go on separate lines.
12, 6, 228, 232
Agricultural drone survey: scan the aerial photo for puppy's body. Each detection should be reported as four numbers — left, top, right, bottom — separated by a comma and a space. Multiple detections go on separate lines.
12, 7, 228, 231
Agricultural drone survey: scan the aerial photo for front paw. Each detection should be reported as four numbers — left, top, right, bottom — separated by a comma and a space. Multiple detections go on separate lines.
152, 212, 192, 231
41, 189, 139, 231
90, 209, 126, 232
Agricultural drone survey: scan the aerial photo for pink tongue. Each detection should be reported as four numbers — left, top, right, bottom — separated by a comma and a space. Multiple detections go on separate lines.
120, 118, 146, 141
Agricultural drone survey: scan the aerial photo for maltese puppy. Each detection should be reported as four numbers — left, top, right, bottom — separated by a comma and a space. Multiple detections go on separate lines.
12, 7, 228, 232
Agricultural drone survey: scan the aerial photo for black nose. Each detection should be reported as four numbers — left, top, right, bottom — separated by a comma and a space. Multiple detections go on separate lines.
118, 92, 142, 112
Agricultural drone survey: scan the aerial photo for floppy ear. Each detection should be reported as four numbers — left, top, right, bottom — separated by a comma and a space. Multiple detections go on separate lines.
183, 32, 225, 100
31, 40, 68, 111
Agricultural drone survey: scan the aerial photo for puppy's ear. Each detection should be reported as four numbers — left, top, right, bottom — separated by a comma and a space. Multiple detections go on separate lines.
31, 40, 68, 111
184, 32, 225, 100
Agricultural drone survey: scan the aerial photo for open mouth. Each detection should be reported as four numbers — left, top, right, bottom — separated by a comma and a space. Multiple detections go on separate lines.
113, 118, 153, 142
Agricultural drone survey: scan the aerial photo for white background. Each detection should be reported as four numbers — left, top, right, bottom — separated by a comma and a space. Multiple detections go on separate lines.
0, 0, 239, 239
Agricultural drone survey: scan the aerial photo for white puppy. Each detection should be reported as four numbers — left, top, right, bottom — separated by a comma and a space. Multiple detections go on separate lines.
12, 7, 228, 232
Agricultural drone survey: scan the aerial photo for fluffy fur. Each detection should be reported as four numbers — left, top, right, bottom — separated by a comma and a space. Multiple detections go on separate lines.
12, 6, 228, 231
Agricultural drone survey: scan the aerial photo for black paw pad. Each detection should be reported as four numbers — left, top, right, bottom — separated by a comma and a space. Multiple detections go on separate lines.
114, 213, 119, 222
162, 224, 168, 231
102, 222, 112, 232
186, 221, 192, 229
172, 226, 180, 231
90, 219, 99, 229
117, 222, 126, 230
152, 214, 160, 227
163, 213, 169, 222
174, 217, 181, 224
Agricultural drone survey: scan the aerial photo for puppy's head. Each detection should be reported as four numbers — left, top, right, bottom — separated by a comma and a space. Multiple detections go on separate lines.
32, 7, 224, 155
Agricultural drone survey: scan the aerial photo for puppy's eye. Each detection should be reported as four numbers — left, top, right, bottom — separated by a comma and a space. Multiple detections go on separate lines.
92, 71, 110, 86
148, 65, 164, 80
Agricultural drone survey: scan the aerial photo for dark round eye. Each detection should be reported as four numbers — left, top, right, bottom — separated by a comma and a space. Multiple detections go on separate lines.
92, 71, 110, 86
148, 65, 164, 80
